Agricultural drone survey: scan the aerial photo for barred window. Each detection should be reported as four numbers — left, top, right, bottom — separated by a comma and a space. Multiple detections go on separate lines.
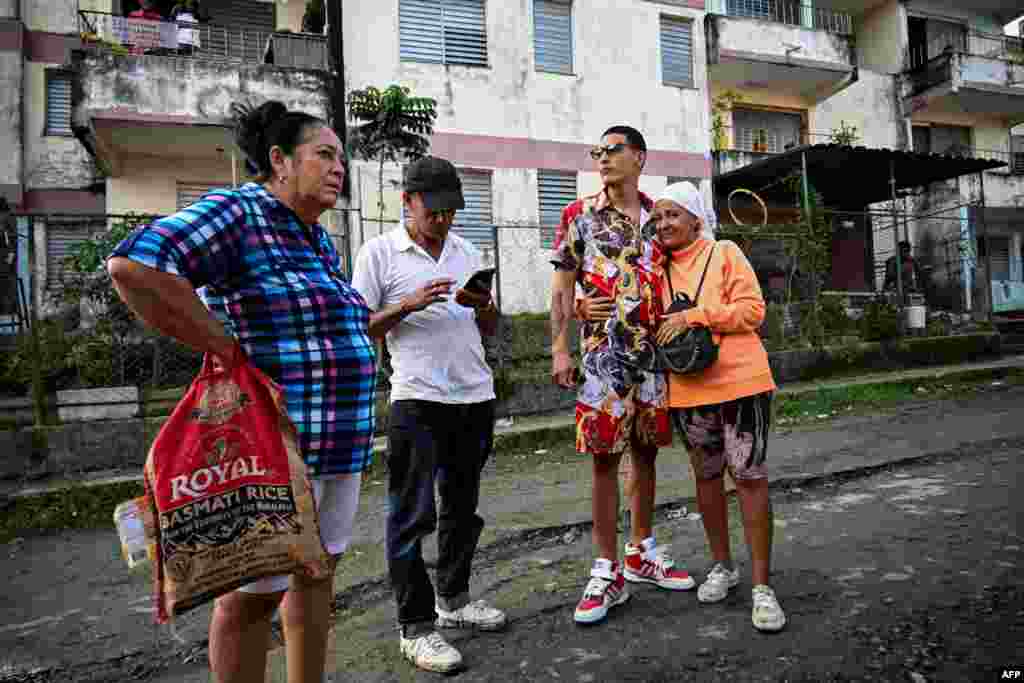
538, 170, 576, 249
660, 15, 693, 88
399, 0, 488, 67
534, 0, 572, 74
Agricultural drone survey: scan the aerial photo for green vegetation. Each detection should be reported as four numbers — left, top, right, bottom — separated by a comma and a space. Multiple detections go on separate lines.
0, 480, 145, 544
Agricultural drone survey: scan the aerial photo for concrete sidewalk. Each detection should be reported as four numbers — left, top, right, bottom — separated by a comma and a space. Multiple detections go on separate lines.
5, 353, 1024, 501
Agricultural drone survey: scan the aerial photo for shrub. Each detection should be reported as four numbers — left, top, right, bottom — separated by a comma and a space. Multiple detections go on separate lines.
860, 297, 902, 342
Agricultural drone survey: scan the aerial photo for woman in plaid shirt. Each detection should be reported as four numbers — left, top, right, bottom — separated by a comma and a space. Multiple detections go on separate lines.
108, 101, 375, 683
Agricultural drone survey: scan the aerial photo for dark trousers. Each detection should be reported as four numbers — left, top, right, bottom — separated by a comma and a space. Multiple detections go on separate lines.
386, 399, 495, 628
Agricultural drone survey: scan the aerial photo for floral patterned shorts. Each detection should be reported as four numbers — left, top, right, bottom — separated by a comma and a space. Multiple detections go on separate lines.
670, 392, 773, 481
575, 347, 671, 457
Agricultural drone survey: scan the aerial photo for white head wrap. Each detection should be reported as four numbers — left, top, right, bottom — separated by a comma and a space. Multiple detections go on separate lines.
656, 181, 717, 240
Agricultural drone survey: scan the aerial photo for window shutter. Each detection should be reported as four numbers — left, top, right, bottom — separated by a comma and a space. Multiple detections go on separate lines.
538, 170, 576, 249
45, 218, 104, 291
400, 0, 487, 66
399, 0, 443, 63
442, 0, 488, 66
726, 0, 772, 20
452, 170, 494, 250
534, 0, 572, 74
176, 182, 220, 210
1011, 136, 1024, 174
46, 73, 72, 136
660, 16, 693, 88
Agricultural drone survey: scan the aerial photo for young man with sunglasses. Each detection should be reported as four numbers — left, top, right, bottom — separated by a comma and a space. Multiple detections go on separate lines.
550, 126, 695, 626
352, 156, 504, 674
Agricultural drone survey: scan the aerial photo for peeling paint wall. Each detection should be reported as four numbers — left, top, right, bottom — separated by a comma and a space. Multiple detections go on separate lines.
77, 55, 330, 123
25, 62, 95, 189
812, 69, 907, 150
0, 51, 22, 190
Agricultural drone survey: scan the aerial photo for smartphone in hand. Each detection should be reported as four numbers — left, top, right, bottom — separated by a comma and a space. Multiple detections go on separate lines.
464, 267, 496, 294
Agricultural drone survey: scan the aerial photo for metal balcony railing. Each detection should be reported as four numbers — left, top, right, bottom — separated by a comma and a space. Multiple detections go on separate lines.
906, 30, 1024, 73
926, 146, 1024, 175
708, 0, 853, 36
77, 10, 328, 70
717, 127, 839, 155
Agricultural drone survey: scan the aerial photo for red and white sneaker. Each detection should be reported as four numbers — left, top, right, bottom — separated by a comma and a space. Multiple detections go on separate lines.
623, 538, 696, 591
573, 559, 630, 625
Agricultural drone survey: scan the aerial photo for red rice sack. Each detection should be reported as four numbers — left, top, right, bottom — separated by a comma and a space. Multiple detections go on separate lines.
144, 350, 329, 622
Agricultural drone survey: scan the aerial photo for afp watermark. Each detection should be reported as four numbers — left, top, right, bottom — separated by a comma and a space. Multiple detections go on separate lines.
1000, 670, 1023, 680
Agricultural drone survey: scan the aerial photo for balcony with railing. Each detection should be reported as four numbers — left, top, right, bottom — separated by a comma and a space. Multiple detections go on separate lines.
713, 127, 835, 175
77, 10, 328, 69
707, 0, 855, 102
902, 30, 1024, 117
71, 11, 332, 179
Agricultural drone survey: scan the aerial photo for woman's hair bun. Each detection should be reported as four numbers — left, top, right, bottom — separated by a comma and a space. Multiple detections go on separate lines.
230, 100, 288, 177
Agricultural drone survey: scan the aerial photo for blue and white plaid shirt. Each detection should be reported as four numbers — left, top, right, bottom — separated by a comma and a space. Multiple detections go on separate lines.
111, 182, 377, 477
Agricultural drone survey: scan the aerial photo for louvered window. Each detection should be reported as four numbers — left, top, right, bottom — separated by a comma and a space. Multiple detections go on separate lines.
538, 170, 576, 249
452, 170, 494, 249
45, 71, 72, 137
534, 0, 572, 74
45, 218, 105, 291
176, 182, 220, 210
660, 16, 693, 88
1012, 136, 1024, 175
400, 0, 488, 67
987, 236, 1011, 281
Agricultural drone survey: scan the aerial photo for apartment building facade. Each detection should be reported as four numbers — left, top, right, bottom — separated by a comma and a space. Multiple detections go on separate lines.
1, 0, 1021, 321
0, 0, 335, 323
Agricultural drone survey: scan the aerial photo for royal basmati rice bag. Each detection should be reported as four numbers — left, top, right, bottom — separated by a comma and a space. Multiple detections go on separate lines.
144, 348, 328, 623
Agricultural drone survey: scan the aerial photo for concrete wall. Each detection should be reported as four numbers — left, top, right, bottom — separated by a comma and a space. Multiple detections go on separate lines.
106, 155, 237, 215
24, 62, 95, 189
0, 49, 22, 197
856, 0, 907, 73
77, 55, 330, 123
812, 69, 908, 150
345, 0, 710, 153
22, 0, 76, 33
0, 0, 17, 18
713, 15, 854, 67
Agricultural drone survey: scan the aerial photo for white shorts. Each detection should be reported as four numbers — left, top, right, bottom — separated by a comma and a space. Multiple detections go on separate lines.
237, 473, 362, 594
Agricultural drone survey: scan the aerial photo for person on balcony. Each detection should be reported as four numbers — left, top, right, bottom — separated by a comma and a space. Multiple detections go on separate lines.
127, 0, 163, 21
108, 100, 374, 683
171, 0, 203, 55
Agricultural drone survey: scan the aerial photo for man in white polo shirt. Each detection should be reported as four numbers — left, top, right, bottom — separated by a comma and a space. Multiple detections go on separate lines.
352, 156, 505, 674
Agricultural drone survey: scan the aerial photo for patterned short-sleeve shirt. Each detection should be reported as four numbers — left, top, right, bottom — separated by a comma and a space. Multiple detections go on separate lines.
110, 182, 377, 477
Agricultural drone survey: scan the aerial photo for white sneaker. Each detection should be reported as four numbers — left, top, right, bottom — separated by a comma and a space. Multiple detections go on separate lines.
399, 631, 463, 673
436, 599, 507, 631
751, 584, 787, 632
697, 563, 740, 604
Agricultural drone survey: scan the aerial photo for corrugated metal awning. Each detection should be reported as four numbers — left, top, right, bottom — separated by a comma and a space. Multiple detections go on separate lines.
714, 143, 1008, 207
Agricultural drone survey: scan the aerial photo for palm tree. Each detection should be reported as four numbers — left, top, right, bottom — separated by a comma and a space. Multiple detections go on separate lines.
347, 85, 438, 225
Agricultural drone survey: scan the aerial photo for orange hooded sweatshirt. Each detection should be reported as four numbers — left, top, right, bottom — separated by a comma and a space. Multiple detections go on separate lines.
661, 237, 776, 408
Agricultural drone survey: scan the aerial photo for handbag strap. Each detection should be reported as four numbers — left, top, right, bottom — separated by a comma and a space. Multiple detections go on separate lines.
666, 243, 716, 304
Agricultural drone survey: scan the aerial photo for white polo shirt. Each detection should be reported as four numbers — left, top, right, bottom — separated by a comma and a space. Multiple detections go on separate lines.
352, 227, 495, 405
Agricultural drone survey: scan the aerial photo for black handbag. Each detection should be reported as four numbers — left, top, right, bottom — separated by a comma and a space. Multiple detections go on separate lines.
656, 245, 719, 375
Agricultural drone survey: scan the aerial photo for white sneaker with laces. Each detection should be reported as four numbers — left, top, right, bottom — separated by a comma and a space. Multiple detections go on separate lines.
399, 630, 463, 673
697, 562, 740, 604
436, 599, 507, 631
751, 584, 787, 632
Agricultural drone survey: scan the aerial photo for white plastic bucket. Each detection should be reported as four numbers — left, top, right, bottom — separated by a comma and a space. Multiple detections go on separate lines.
905, 303, 927, 330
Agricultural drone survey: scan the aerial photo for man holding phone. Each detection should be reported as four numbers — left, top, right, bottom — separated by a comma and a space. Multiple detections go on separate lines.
352, 156, 504, 674
550, 126, 694, 627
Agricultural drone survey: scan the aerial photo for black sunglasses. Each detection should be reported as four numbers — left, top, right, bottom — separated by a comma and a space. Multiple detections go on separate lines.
589, 143, 630, 160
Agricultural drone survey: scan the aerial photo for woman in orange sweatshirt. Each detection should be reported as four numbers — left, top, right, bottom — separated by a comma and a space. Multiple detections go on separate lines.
653, 181, 786, 633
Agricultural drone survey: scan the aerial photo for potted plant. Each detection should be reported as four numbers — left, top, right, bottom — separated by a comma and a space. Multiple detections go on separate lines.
753, 129, 769, 153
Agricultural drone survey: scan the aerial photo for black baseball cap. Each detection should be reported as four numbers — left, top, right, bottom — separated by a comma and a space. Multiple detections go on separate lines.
403, 156, 465, 211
